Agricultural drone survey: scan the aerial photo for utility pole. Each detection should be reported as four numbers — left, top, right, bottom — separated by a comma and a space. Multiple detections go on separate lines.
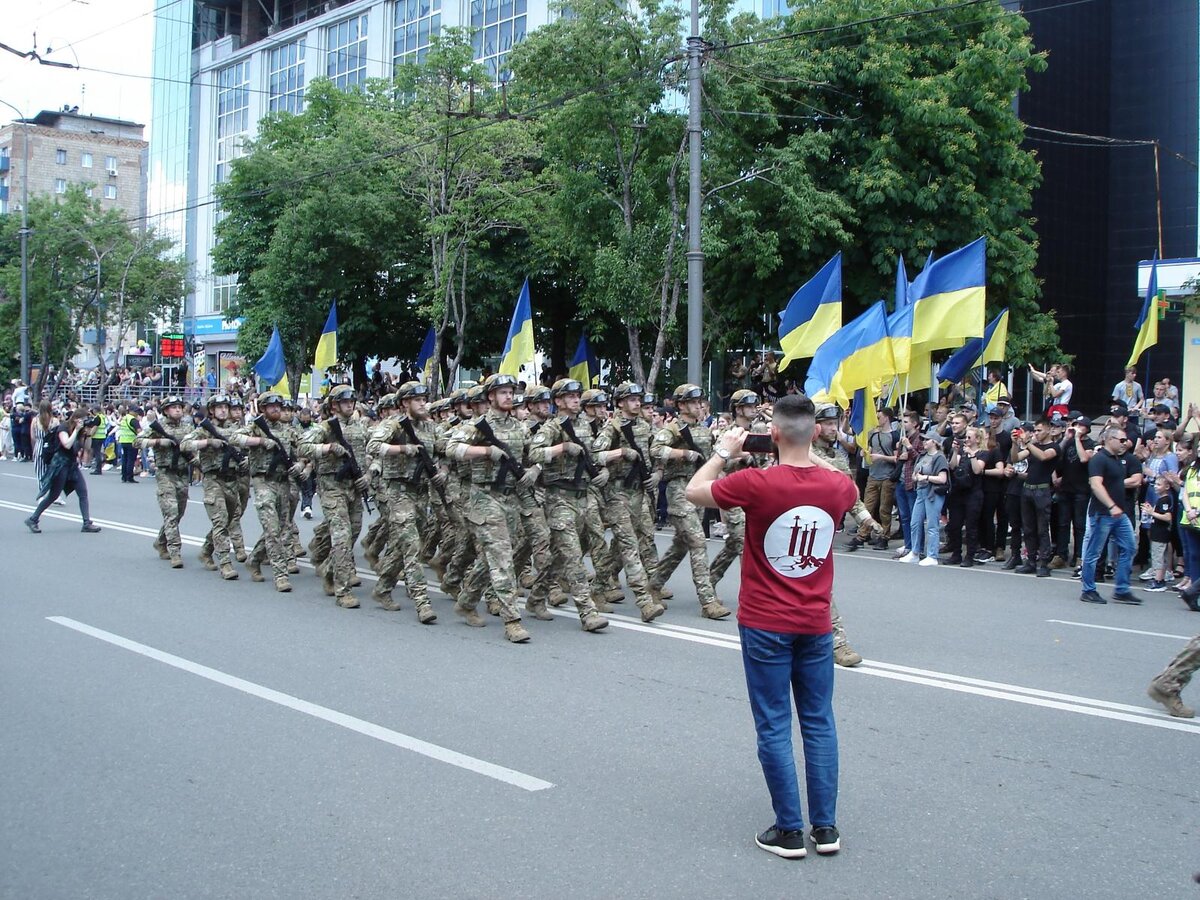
685, 0, 704, 387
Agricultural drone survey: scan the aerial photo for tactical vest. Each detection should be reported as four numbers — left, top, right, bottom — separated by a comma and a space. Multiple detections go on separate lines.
602, 414, 652, 486
654, 420, 713, 481
466, 411, 525, 487
304, 417, 369, 478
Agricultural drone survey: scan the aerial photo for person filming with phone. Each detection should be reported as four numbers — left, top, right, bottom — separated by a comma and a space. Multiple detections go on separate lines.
24, 409, 102, 534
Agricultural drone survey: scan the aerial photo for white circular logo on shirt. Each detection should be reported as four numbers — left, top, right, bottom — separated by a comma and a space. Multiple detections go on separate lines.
762, 505, 835, 579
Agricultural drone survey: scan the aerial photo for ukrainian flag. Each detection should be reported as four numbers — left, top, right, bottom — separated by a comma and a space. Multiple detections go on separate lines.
568, 331, 598, 386
1126, 257, 1159, 368
886, 296, 914, 382
912, 237, 986, 351
851, 386, 882, 455
804, 300, 895, 405
778, 253, 842, 368
313, 301, 338, 370
499, 278, 535, 377
416, 325, 437, 383
936, 309, 1010, 386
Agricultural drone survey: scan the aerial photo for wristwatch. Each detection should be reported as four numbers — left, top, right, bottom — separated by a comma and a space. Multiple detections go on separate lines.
715, 447, 731, 461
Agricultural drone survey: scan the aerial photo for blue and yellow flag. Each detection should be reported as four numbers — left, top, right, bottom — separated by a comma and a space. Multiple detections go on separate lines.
936, 309, 1010, 386
804, 300, 895, 405
778, 253, 842, 368
1127, 257, 1159, 368
911, 237, 986, 351
850, 386, 882, 455
568, 331, 598, 386
416, 325, 437, 383
313, 301, 338, 370
895, 253, 909, 310
499, 279, 535, 377
254, 325, 290, 395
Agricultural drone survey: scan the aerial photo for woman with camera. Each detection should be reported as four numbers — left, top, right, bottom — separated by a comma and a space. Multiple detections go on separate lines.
23, 409, 102, 534
898, 430, 950, 566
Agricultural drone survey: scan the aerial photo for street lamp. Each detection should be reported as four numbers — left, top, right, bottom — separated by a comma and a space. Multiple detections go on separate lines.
0, 99, 29, 387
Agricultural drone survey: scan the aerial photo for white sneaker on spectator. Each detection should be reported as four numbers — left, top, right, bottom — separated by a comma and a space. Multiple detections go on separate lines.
1139, 570, 1155, 581
918, 557, 939, 567
897, 551, 918, 564
893, 546, 911, 559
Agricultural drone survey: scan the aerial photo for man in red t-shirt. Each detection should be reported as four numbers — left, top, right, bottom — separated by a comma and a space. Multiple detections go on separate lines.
687, 393, 857, 860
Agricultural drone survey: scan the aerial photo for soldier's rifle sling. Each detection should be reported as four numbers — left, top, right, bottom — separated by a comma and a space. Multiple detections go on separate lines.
149, 419, 185, 471
200, 418, 244, 474
680, 424, 705, 470
619, 421, 650, 488
473, 418, 526, 487
398, 416, 446, 501
329, 417, 375, 513
560, 417, 600, 486
253, 415, 293, 474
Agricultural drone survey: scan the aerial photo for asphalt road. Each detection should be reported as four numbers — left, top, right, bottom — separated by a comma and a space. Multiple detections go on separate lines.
2, 459, 1198, 900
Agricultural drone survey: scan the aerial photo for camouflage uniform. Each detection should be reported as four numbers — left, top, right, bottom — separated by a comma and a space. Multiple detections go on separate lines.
366, 394, 437, 623
439, 395, 479, 598
708, 394, 771, 585
180, 401, 241, 579
527, 402, 608, 628
649, 384, 730, 618
513, 401, 552, 595
278, 404, 307, 561
135, 403, 192, 567
227, 399, 250, 562
231, 401, 295, 591
581, 398, 619, 599
299, 390, 371, 607
591, 385, 665, 622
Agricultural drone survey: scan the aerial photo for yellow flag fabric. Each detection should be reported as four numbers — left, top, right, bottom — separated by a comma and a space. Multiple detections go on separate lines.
313, 302, 338, 370
499, 280, 535, 376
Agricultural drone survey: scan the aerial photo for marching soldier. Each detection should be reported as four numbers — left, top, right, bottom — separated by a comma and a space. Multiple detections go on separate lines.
592, 382, 666, 622
231, 392, 300, 592
637, 392, 665, 579
136, 394, 192, 568
299, 385, 372, 608
362, 394, 397, 571
446, 374, 539, 642
438, 387, 483, 599
512, 386, 553, 598
365, 382, 438, 623
649, 383, 732, 620
181, 394, 242, 581
708, 389, 770, 586
525, 379, 609, 632
581, 389, 622, 608
226, 394, 250, 562
279, 397, 307, 566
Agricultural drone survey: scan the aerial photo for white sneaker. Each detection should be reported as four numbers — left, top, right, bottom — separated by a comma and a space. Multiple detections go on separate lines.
1139, 570, 1155, 581
918, 557, 939, 567
897, 552, 917, 564
302, 506, 312, 520
893, 546, 911, 560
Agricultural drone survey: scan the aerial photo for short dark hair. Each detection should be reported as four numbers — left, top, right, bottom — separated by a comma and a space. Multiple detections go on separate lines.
773, 393, 816, 445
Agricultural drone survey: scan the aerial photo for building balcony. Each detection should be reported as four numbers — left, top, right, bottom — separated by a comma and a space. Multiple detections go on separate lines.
0, 156, 9, 174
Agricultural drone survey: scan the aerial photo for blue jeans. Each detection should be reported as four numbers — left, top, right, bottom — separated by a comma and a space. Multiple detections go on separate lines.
739, 625, 838, 832
1080, 512, 1135, 593
894, 482, 915, 549
909, 484, 945, 559
1180, 526, 1200, 582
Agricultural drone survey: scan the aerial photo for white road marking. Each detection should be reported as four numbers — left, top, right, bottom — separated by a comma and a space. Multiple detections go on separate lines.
4, 502, 1194, 737
46, 616, 554, 792
1046, 619, 1195, 641
1, 472, 38, 480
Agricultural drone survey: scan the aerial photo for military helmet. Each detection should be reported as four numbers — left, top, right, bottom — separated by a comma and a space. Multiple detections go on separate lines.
377, 393, 398, 411
512, 393, 527, 407
228, 394, 245, 409
612, 382, 644, 402
483, 373, 519, 395
448, 389, 467, 406
731, 389, 759, 408
524, 384, 552, 404
326, 384, 357, 407
428, 398, 448, 415
282, 396, 296, 410
642, 392, 656, 406
673, 383, 704, 402
258, 391, 284, 408
581, 389, 609, 407
464, 384, 486, 405
814, 403, 840, 421
161, 394, 185, 410
206, 393, 230, 411
397, 381, 430, 401
551, 378, 584, 398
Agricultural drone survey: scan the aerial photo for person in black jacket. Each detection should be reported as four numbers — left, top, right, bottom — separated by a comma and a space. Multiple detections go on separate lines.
24, 409, 101, 533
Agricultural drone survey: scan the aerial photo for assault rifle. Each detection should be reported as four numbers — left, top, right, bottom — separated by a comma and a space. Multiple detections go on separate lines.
473, 418, 526, 488
619, 420, 651, 489
398, 416, 446, 501
560, 416, 600, 487
328, 417, 374, 513
679, 424, 705, 469
199, 418, 244, 475
253, 414, 293, 475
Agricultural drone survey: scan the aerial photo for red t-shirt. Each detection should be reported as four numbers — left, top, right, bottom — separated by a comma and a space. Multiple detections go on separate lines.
710, 463, 859, 635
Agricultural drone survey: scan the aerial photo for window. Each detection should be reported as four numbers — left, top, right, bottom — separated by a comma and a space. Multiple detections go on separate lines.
215, 61, 250, 183
268, 38, 307, 114
470, 0, 525, 81
81, 152, 93, 168
55, 178, 67, 194
327, 13, 368, 90
105, 155, 118, 174
85, 185, 94, 198
104, 184, 117, 200
394, 0, 440, 68
56, 149, 67, 165
212, 274, 239, 313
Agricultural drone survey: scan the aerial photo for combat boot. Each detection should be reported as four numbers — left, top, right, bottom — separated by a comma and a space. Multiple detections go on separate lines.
519, 570, 535, 590
336, 593, 360, 609
153, 541, 170, 560
199, 552, 217, 571
504, 621, 531, 643
274, 575, 293, 593
287, 561, 300, 575
429, 558, 447, 580
219, 562, 239, 581
248, 561, 264, 582
1148, 681, 1195, 718
169, 554, 184, 569
701, 601, 732, 620
604, 587, 626, 604
322, 571, 336, 597
592, 596, 614, 613
486, 599, 502, 616
415, 602, 438, 624
293, 541, 306, 557
834, 645, 863, 667
581, 611, 609, 632
650, 586, 670, 609
639, 600, 665, 623
548, 587, 569, 607
524, 601, 554, 621
372, 587, 402, 611
658, 586, 674, 600
350, 574, 363, 588
364, 547, 380, 570
235, 548, 248, 563
454, 602, 486, 627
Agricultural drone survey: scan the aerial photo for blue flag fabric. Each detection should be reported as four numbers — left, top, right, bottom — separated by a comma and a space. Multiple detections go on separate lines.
936, 309, 1009, 385
254, 326, 287, 387
803, 300, 894, 404
895, 254, 909, 310
778, 253, 842, 367
416, 325, 437, 381
569, 332, 599, 386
